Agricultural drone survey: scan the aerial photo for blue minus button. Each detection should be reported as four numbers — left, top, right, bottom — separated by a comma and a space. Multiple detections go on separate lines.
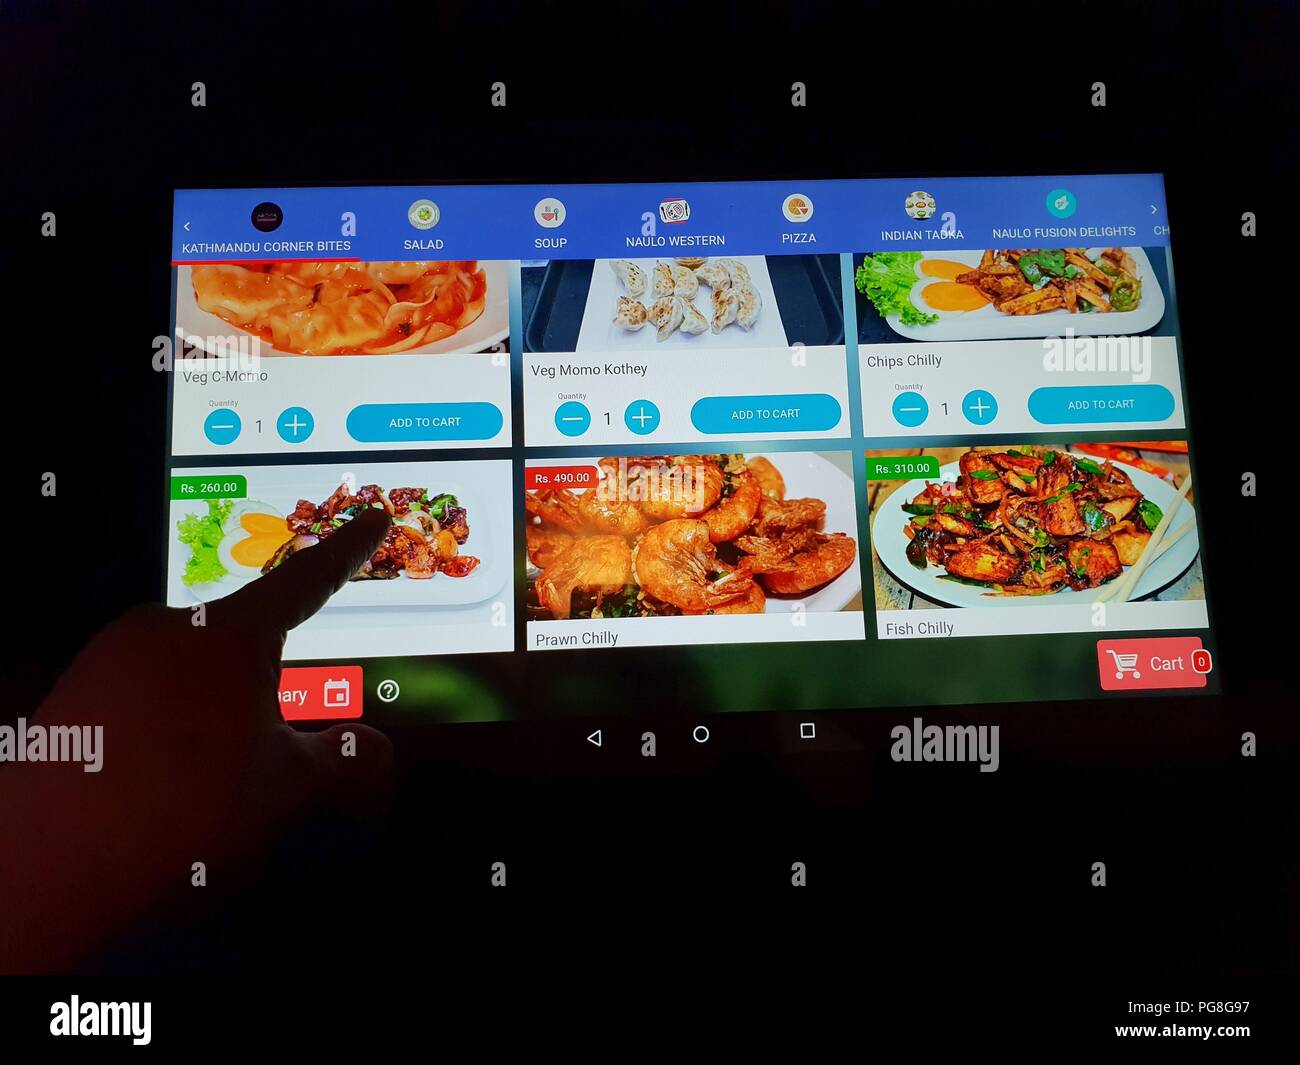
690, 393, 841, 435
346, 402, 504, 442
1027, 385, 1175, 425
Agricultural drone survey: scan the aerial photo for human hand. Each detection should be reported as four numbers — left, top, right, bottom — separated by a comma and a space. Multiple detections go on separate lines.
0, 508, 395, 973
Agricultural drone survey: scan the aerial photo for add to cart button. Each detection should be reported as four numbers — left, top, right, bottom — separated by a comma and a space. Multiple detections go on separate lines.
1096, 637, 1208, 692
1028, 384, 1175, 424
690, 393, 841, 434
346, 402, 504, 443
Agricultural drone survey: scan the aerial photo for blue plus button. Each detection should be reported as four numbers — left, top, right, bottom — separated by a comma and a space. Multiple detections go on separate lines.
203, 409, 241, 446
962, 389, 998, 426
624, 399, 661, 436
891, 391, 928, 428
554, 401, 591, 438
277, 406, 315, 443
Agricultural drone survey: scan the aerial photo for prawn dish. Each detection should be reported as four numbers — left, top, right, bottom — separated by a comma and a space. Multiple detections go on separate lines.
526, 454, 857, 620
189, 260, 489, 354
263, 483, 479, 581
898, 448, 1167, 595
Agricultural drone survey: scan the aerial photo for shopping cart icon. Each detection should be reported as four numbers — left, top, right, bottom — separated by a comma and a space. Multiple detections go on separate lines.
1106, 650, 1141, 681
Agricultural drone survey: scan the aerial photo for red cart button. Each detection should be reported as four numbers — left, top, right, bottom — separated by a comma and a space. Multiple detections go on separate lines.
1096, 638, 1208, 691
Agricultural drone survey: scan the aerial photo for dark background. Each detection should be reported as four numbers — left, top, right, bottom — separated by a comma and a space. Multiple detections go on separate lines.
1, 0, 1296, 1041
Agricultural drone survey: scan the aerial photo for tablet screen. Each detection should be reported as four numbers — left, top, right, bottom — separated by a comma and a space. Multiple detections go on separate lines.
164, 175, 1214, 722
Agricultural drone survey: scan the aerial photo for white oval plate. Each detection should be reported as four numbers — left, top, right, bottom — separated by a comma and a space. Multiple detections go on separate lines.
872, 454, 1198, 608
184, 477, 509, 608
883, 248, 1165, 342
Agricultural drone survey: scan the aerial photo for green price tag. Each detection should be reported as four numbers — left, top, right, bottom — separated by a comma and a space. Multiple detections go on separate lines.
867, 456, 940, 480
171, 475, 248, 500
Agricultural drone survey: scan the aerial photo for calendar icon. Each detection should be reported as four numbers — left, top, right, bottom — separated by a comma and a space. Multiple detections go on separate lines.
322, 678, 351, 710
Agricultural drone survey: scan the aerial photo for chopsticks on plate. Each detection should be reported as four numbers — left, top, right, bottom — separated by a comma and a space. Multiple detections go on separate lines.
1096, 472, 1194, 605
1071, 442, 1172, 479
1109, 441, 1189, 455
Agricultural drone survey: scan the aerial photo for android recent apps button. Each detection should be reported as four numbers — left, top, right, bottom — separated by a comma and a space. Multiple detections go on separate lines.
1028, 385, 1175, 424
690, 393, 841, 435
346, 402, 504, 442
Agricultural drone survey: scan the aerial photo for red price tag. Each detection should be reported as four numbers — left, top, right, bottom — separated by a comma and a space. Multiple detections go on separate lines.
526, 465, 599, 490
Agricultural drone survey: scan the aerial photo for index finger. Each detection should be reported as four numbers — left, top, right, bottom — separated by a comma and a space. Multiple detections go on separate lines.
213, 506, 392, 642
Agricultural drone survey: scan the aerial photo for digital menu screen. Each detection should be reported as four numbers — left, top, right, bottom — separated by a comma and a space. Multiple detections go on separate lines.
164, 175, 1214, 722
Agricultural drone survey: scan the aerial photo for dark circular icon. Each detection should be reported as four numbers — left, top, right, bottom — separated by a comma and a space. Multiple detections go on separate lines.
250, 201, 283, 232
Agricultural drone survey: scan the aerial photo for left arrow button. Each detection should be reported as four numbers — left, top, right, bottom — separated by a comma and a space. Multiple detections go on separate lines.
586, 730, 602, 748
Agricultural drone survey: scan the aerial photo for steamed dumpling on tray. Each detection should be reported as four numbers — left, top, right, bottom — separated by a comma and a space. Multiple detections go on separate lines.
647, 296, 684, 341
719, 258, 751, 285
680, 300, 709, 335
710, 287, 739, 333
734, 283, 761, 330
652, 262, 675, 298
613, 295, 648, 331
671, 264, 699, 300
609, 260, 647, 298
695, 261, 731, 289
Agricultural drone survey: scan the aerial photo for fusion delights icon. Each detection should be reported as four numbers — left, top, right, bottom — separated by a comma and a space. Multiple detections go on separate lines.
1045, 187, 1077, 219
658, 198, 690, 224
904, 191, 936, 221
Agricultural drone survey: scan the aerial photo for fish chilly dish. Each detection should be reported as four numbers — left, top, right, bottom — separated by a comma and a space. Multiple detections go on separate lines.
901, 448, 1166, 595
263, 483, 479, 580
525, 455, 856, 619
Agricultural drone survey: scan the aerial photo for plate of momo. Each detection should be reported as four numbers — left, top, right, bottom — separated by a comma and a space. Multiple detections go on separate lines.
574, 255, 789, 351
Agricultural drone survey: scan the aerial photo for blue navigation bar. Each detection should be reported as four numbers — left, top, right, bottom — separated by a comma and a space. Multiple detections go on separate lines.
691, 393, 842, 435
172, 174, 1170, 263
